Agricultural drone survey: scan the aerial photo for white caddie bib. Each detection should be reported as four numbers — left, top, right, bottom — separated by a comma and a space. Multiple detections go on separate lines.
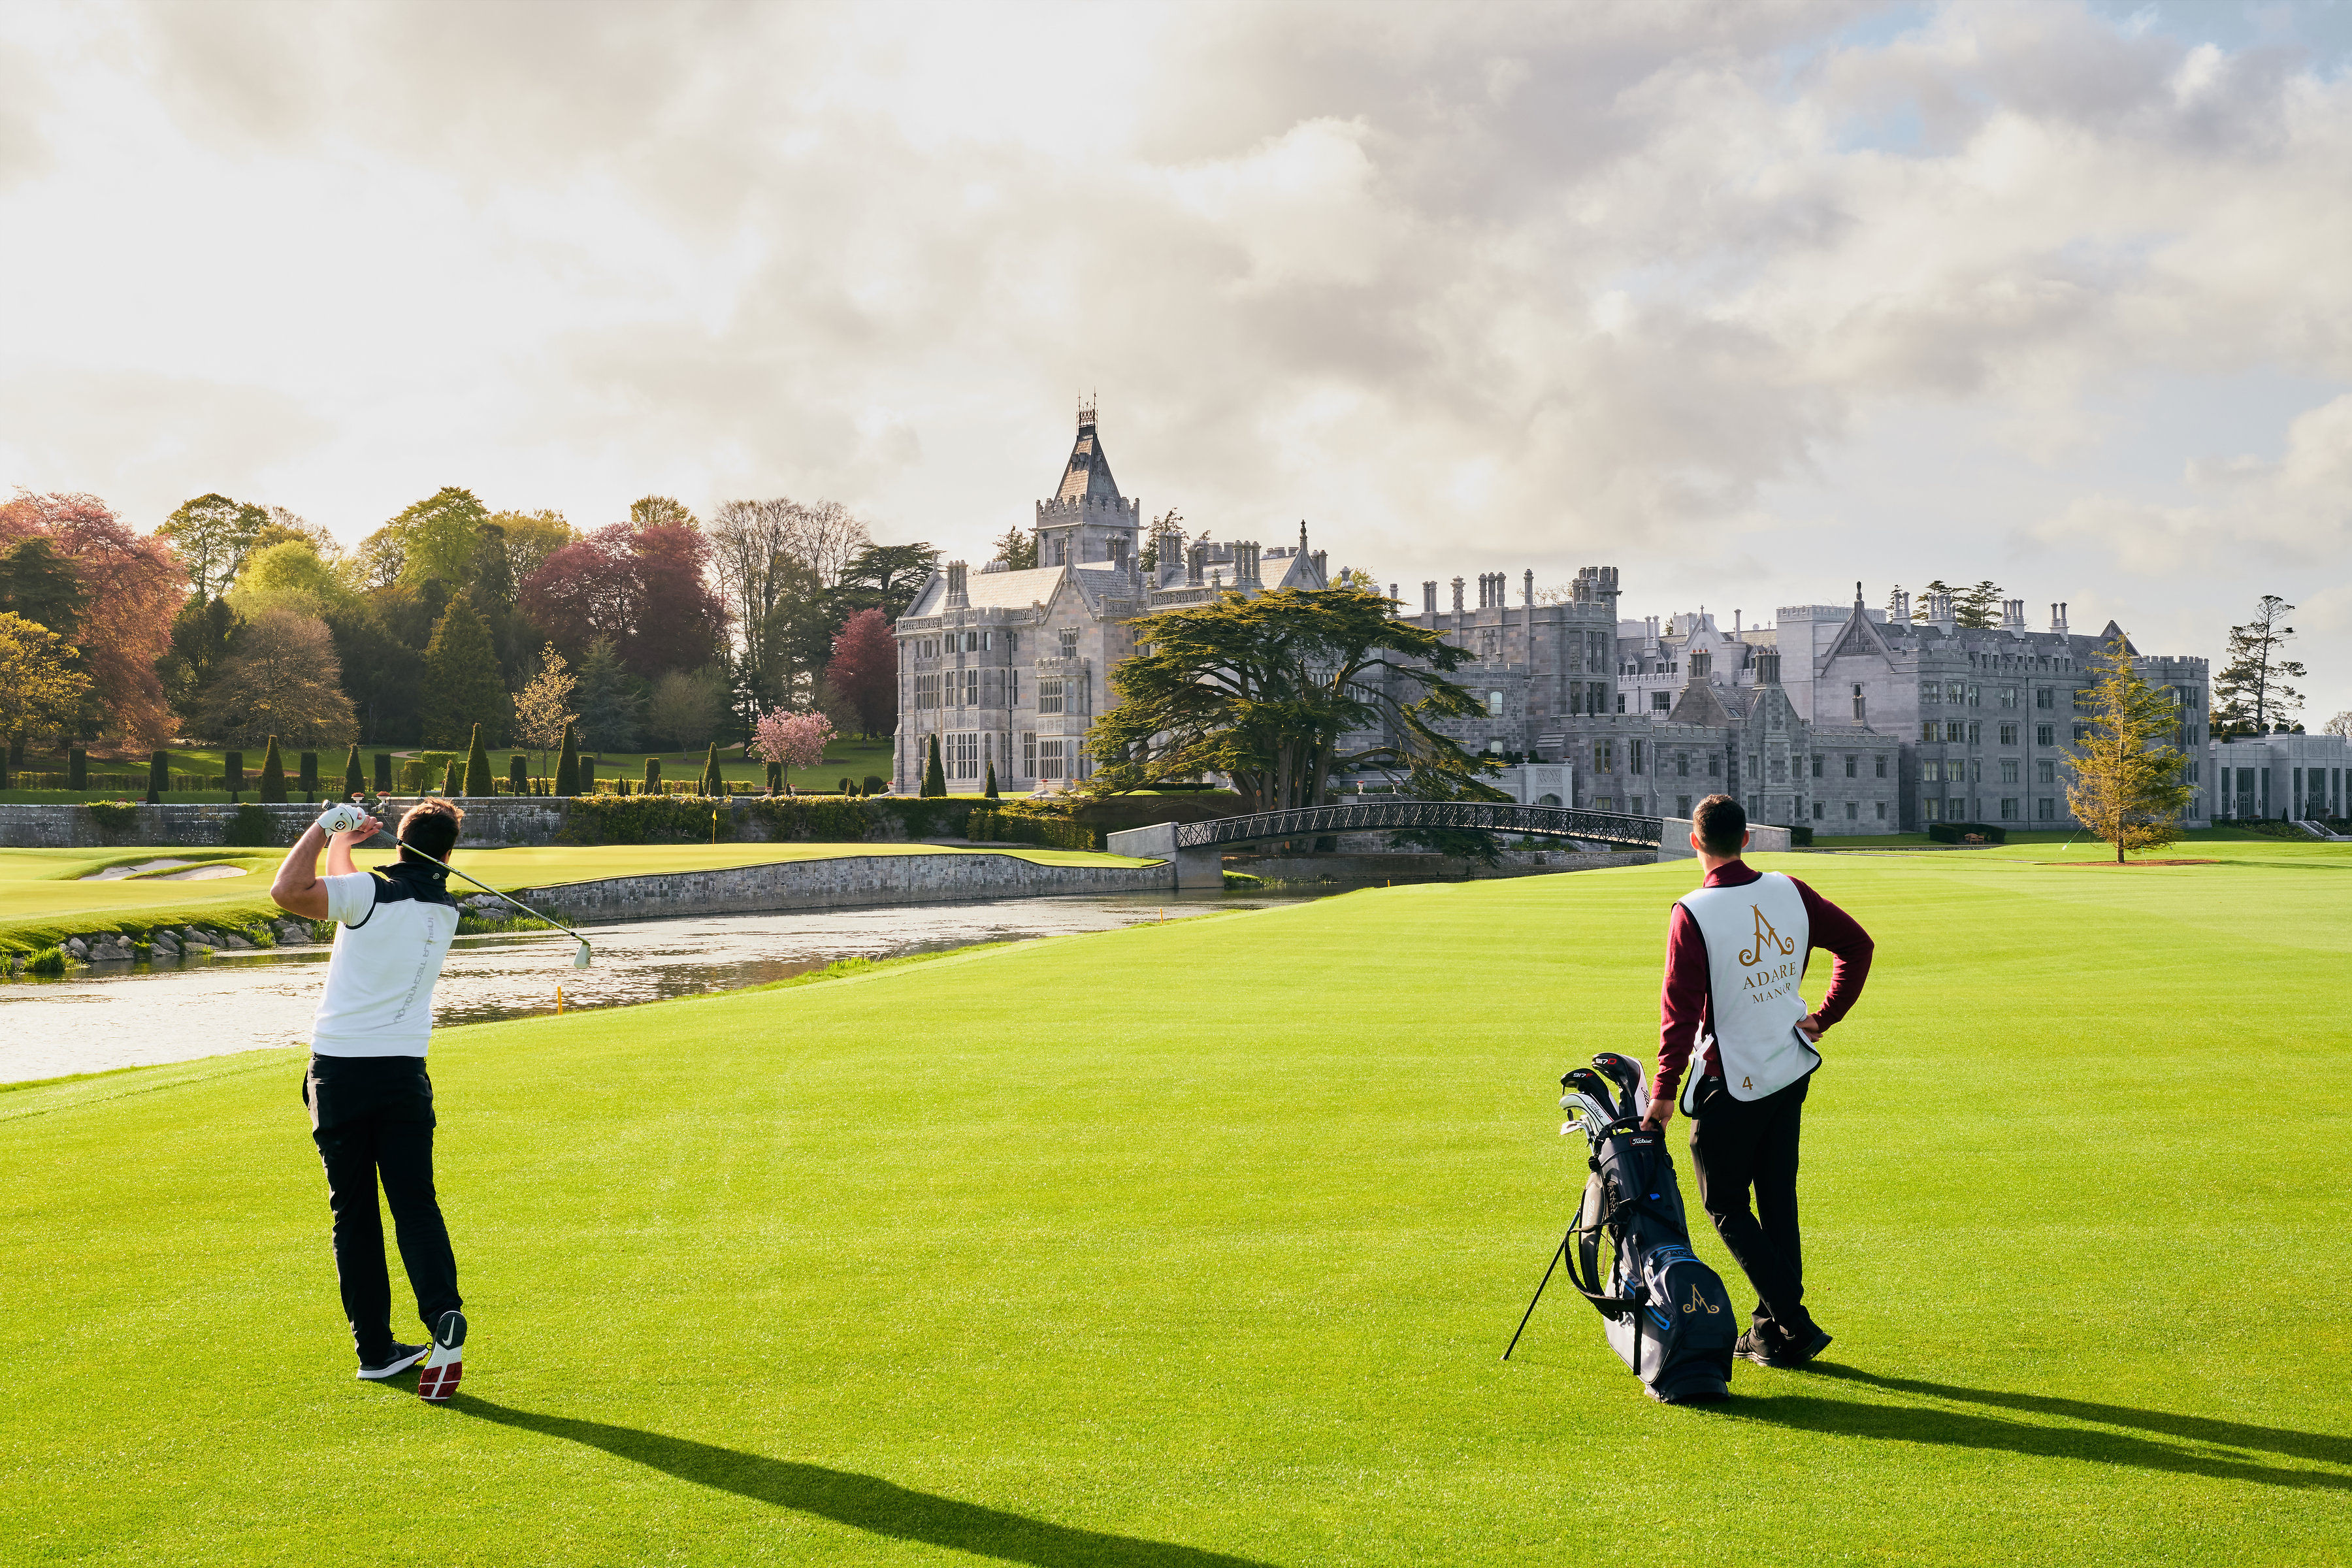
1676, 872, 1821, 1113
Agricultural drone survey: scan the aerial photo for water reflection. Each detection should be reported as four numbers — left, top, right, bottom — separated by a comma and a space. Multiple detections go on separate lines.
0, 887, 1326, 1083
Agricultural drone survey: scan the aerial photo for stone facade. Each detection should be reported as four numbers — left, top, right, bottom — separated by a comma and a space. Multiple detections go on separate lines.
893, 402, 1328, 792
2208, 730, 2351, 823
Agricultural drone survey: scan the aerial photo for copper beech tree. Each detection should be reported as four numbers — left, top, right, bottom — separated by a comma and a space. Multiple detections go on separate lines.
2065, 634, 2195, 863
1085, 585, 1501, 813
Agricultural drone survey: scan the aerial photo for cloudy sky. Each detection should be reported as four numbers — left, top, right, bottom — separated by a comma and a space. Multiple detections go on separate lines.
2, 0, 2347, 719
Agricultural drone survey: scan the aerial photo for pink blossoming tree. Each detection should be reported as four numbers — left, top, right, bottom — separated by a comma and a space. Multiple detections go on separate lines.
750, 708, 832, 794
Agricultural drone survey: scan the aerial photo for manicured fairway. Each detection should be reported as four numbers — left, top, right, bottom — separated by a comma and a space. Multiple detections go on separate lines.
0, 841, 1148, 951
3, 845, 2347, 1564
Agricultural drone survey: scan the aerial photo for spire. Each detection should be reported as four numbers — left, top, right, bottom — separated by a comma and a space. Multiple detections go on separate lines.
1298, 520, 1309, 552
1053, 400, 1122, 505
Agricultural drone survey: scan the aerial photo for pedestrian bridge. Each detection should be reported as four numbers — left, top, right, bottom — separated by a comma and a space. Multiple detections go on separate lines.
1107, 800, 1793, 889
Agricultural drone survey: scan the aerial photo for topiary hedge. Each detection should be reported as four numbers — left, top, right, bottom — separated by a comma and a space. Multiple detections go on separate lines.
225, 802, 277, 847
964, 809, 1103, 851
86, 800, 142, 836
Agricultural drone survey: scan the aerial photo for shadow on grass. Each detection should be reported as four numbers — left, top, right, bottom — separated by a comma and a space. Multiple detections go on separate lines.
1723, 1364, 2352, 1490
453, 1396, 1273, 1566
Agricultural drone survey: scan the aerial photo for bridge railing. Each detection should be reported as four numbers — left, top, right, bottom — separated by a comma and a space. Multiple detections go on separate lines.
1171, 800, 1663, 850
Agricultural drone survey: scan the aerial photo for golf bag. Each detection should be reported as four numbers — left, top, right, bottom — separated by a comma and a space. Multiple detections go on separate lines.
1528, 1054, 1734, 1403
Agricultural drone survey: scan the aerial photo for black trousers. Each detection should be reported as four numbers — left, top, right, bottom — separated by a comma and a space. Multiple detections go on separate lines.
1689, 1072, 1818, 1347
304, 1054, 461, 1362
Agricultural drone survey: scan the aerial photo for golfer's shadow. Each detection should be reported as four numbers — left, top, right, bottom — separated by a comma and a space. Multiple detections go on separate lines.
1725, 1365, 2352, 1490
451, 1396, 1272, 1567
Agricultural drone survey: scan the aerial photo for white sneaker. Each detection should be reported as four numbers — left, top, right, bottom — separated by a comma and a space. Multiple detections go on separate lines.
418, 1310, 466, 1403
356, 1342, 427, 1380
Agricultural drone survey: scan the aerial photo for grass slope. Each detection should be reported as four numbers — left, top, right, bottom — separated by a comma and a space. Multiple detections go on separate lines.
3, 849, 2347, 1564
0, 841, 1149, 951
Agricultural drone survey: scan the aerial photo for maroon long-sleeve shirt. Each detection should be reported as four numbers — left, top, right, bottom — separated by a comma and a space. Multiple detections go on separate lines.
1653, 860, 1874, 1105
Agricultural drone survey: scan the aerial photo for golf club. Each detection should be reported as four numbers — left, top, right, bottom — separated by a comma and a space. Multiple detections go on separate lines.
1589, 1053, 1649, 1120
318, 803, 594, 968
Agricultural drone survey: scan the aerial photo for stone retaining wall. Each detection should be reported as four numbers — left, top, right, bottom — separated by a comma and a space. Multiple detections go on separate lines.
1228, 849, 1654, 883
503, 851, 1170, 924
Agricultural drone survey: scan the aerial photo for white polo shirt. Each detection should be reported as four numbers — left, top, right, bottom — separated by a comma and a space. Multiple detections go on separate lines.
310, 862, 462, 1058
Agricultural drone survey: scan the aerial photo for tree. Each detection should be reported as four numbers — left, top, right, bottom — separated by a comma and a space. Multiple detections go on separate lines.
485, 510, 576, 587
832, 541, 940, 621
2066, 634, 2195, 863
2325, 712, 2352, 740
342, 743, 365, 799
157, 494, 267, 599
225, 539, 351, 619
196, 609, 358, 748
323, 598, 423, 745
420, 598, 510, 747
554, 722, 581, 796
1955, 580, 2003, 629
2212, 595, 2306, 734
991, 526, 1039, 571
259, 736, 287, 802
699, 742, 724, 796
0, 536, 91, 636
923, 733, 945, 798
751, 708, 832, 789
463, 723, 494, 797
248, 506, 340, 561
825, 608, 898, 737
984, 759, 1000, 800
0, 613, 91, 746
0, 492, 188, 749
646, 668, 723, 750
1333, 566, 1382, 594
571, 638, 643, 751
518, 521, 725, 679
512, 643, 579, 780
374, 487, 493, 592
160, 595, 237, 723
1086, 586, 1498, 813
629, 495, 698, 531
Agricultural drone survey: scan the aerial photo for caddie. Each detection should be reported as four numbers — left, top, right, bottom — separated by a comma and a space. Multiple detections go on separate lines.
269, 796, 470, 1401
1641, 792, 1873, 1369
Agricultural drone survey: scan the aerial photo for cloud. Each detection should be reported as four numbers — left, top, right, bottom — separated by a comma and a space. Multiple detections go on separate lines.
0, 0, 2347, 708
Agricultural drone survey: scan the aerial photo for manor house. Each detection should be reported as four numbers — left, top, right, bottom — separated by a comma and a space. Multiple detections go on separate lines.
895, 408, 2216, 837
892, 402, 1328, 792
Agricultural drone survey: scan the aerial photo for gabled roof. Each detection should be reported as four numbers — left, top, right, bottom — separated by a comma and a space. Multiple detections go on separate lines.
1820, 593, 1899, 670
1667, 680, 1736, 728
2097, 619, 2137, 655
1054, 417, 1123, 506
904, 564, 1065, 618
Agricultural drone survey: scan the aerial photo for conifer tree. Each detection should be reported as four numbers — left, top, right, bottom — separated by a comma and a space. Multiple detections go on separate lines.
299, 751, 319, 800
374, 753, 393, 793
342, 744, 365, 800
985, 759, 1000, 800
508, 754, 527, 794
700, 743, 724, 796
924, 734, 945, 797
553, 722, 580, 796
2066, 634, 2194, 863
643, 756, 661, 794
421, 599, 512, 748
225, 750, 244, 801
147, 749, 167, 804
259, 736, 287, 802
2212, 595, 2306, 735
463, 723, 493, 796
443, 759, 463, 795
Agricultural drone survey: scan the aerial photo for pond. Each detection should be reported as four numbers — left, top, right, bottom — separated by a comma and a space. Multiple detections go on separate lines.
0, 887, 1334, 1084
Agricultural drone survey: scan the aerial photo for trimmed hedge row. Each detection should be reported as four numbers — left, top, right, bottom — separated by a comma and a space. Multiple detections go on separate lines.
555, 794, 978, 845
964, 809, 1104, 851
1927, 821, 2006, 845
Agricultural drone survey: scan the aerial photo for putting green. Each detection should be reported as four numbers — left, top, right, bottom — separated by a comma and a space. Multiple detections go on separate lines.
0, 841, 1151, 952
3, 845, 2346, 1563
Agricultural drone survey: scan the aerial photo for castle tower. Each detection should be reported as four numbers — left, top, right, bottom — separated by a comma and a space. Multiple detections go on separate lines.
1033, 399, 1143, 570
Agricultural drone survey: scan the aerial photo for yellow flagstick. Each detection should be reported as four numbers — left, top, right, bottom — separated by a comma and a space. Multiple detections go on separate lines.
555, 985, 563, 1015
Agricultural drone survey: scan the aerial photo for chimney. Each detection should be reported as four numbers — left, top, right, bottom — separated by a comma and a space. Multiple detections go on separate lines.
1235, 541, 1260, 587
1689, 648, 1712, 683
1452, 576, 1465, 615
1894, 591, 1910, 622
1524, 568, 1535, 606
2050, 602, 2068, 634
1423, 581, 1439, 615
946, 561, 969, 609
2003, 598, 2025, 630
1756, 650, 1781, 685
1186, 540, 1207, 587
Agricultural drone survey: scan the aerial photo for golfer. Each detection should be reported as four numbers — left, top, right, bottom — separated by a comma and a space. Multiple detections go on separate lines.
1642, 793, 1872, 1369
270, 797, 469, 1401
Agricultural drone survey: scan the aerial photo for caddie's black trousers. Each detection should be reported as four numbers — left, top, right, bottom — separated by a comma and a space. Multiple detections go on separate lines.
1689, 1073, 1818, 1348
303, 1054, 461, 1363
